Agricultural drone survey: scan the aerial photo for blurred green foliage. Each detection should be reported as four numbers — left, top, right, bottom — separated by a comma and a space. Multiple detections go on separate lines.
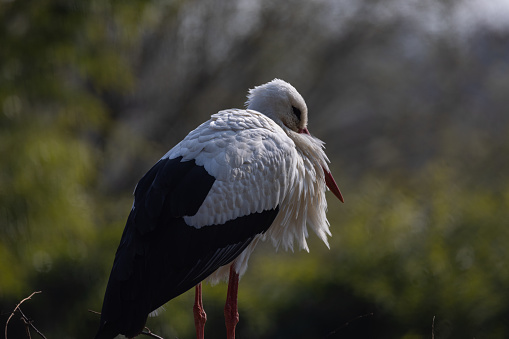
2, 0, 509, 338
0, 0, 149, 335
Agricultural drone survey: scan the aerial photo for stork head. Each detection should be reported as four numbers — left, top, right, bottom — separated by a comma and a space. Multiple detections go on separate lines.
246, 78, 308, 133
246, 79, 344, 203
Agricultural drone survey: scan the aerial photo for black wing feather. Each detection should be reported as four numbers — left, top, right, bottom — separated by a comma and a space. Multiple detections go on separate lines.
96, 156, 279, 339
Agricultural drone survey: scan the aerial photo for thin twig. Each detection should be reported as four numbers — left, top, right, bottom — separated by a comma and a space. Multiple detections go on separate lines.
141, 326, 164, 339
432, 315, 435, 339
17, 308, 47, 339
324, 312, 374, 338
88, 309, 101, 316
4, 291, 42, 339
87, 312, 164, 339
21, 317, 32, 339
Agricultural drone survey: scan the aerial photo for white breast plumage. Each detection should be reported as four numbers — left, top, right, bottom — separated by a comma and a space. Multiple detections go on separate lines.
163, 109, 332, 280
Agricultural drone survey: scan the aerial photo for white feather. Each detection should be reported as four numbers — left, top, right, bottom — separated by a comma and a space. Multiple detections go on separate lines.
163, 80, 335, 283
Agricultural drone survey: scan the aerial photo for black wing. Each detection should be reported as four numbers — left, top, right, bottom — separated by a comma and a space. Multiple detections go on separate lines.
96, 156, 279, 339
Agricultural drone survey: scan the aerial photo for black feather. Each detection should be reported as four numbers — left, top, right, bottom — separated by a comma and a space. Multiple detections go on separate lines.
95, 157, 279, 339
292, 106, 302, 121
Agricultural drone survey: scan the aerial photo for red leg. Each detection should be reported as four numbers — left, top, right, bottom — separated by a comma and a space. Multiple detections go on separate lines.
224, 265, 240, 339
193, 283, 207, 339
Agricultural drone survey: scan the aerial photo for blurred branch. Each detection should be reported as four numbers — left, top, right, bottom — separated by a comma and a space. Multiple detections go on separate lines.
141, 327, 164, 339
4, 291, 47, 339
323, 312, 374, 338
21, 317, 31, 339
87, 310, 164, 339
432, 315, 435, 339
88, 309, 101, 316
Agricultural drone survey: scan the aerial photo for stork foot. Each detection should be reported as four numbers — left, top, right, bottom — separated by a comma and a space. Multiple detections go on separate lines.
194, 283, 207, 339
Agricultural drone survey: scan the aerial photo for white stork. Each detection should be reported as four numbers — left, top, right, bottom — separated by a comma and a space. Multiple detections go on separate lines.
95, 79, 344, 339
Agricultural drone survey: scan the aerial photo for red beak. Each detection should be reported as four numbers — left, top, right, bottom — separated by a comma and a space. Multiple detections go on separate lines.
299, 128, 344, 203
324, 170, 344, 203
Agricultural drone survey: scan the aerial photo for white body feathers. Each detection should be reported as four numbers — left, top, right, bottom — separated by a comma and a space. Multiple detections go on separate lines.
163, 108, 332, 282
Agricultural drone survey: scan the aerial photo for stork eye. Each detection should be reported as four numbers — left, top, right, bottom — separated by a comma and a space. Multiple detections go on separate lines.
292, 106, 301, 121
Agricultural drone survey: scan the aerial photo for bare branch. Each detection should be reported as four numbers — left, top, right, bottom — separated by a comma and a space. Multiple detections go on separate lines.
88, 309, 102, 316
141, 326, 164, 339
5, 291, 42, 339
323, 312, 374, 338
21, 316, 32, 339
432, 315, 435, 339
87, 311, 164, 339
17, 308, 47, 339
